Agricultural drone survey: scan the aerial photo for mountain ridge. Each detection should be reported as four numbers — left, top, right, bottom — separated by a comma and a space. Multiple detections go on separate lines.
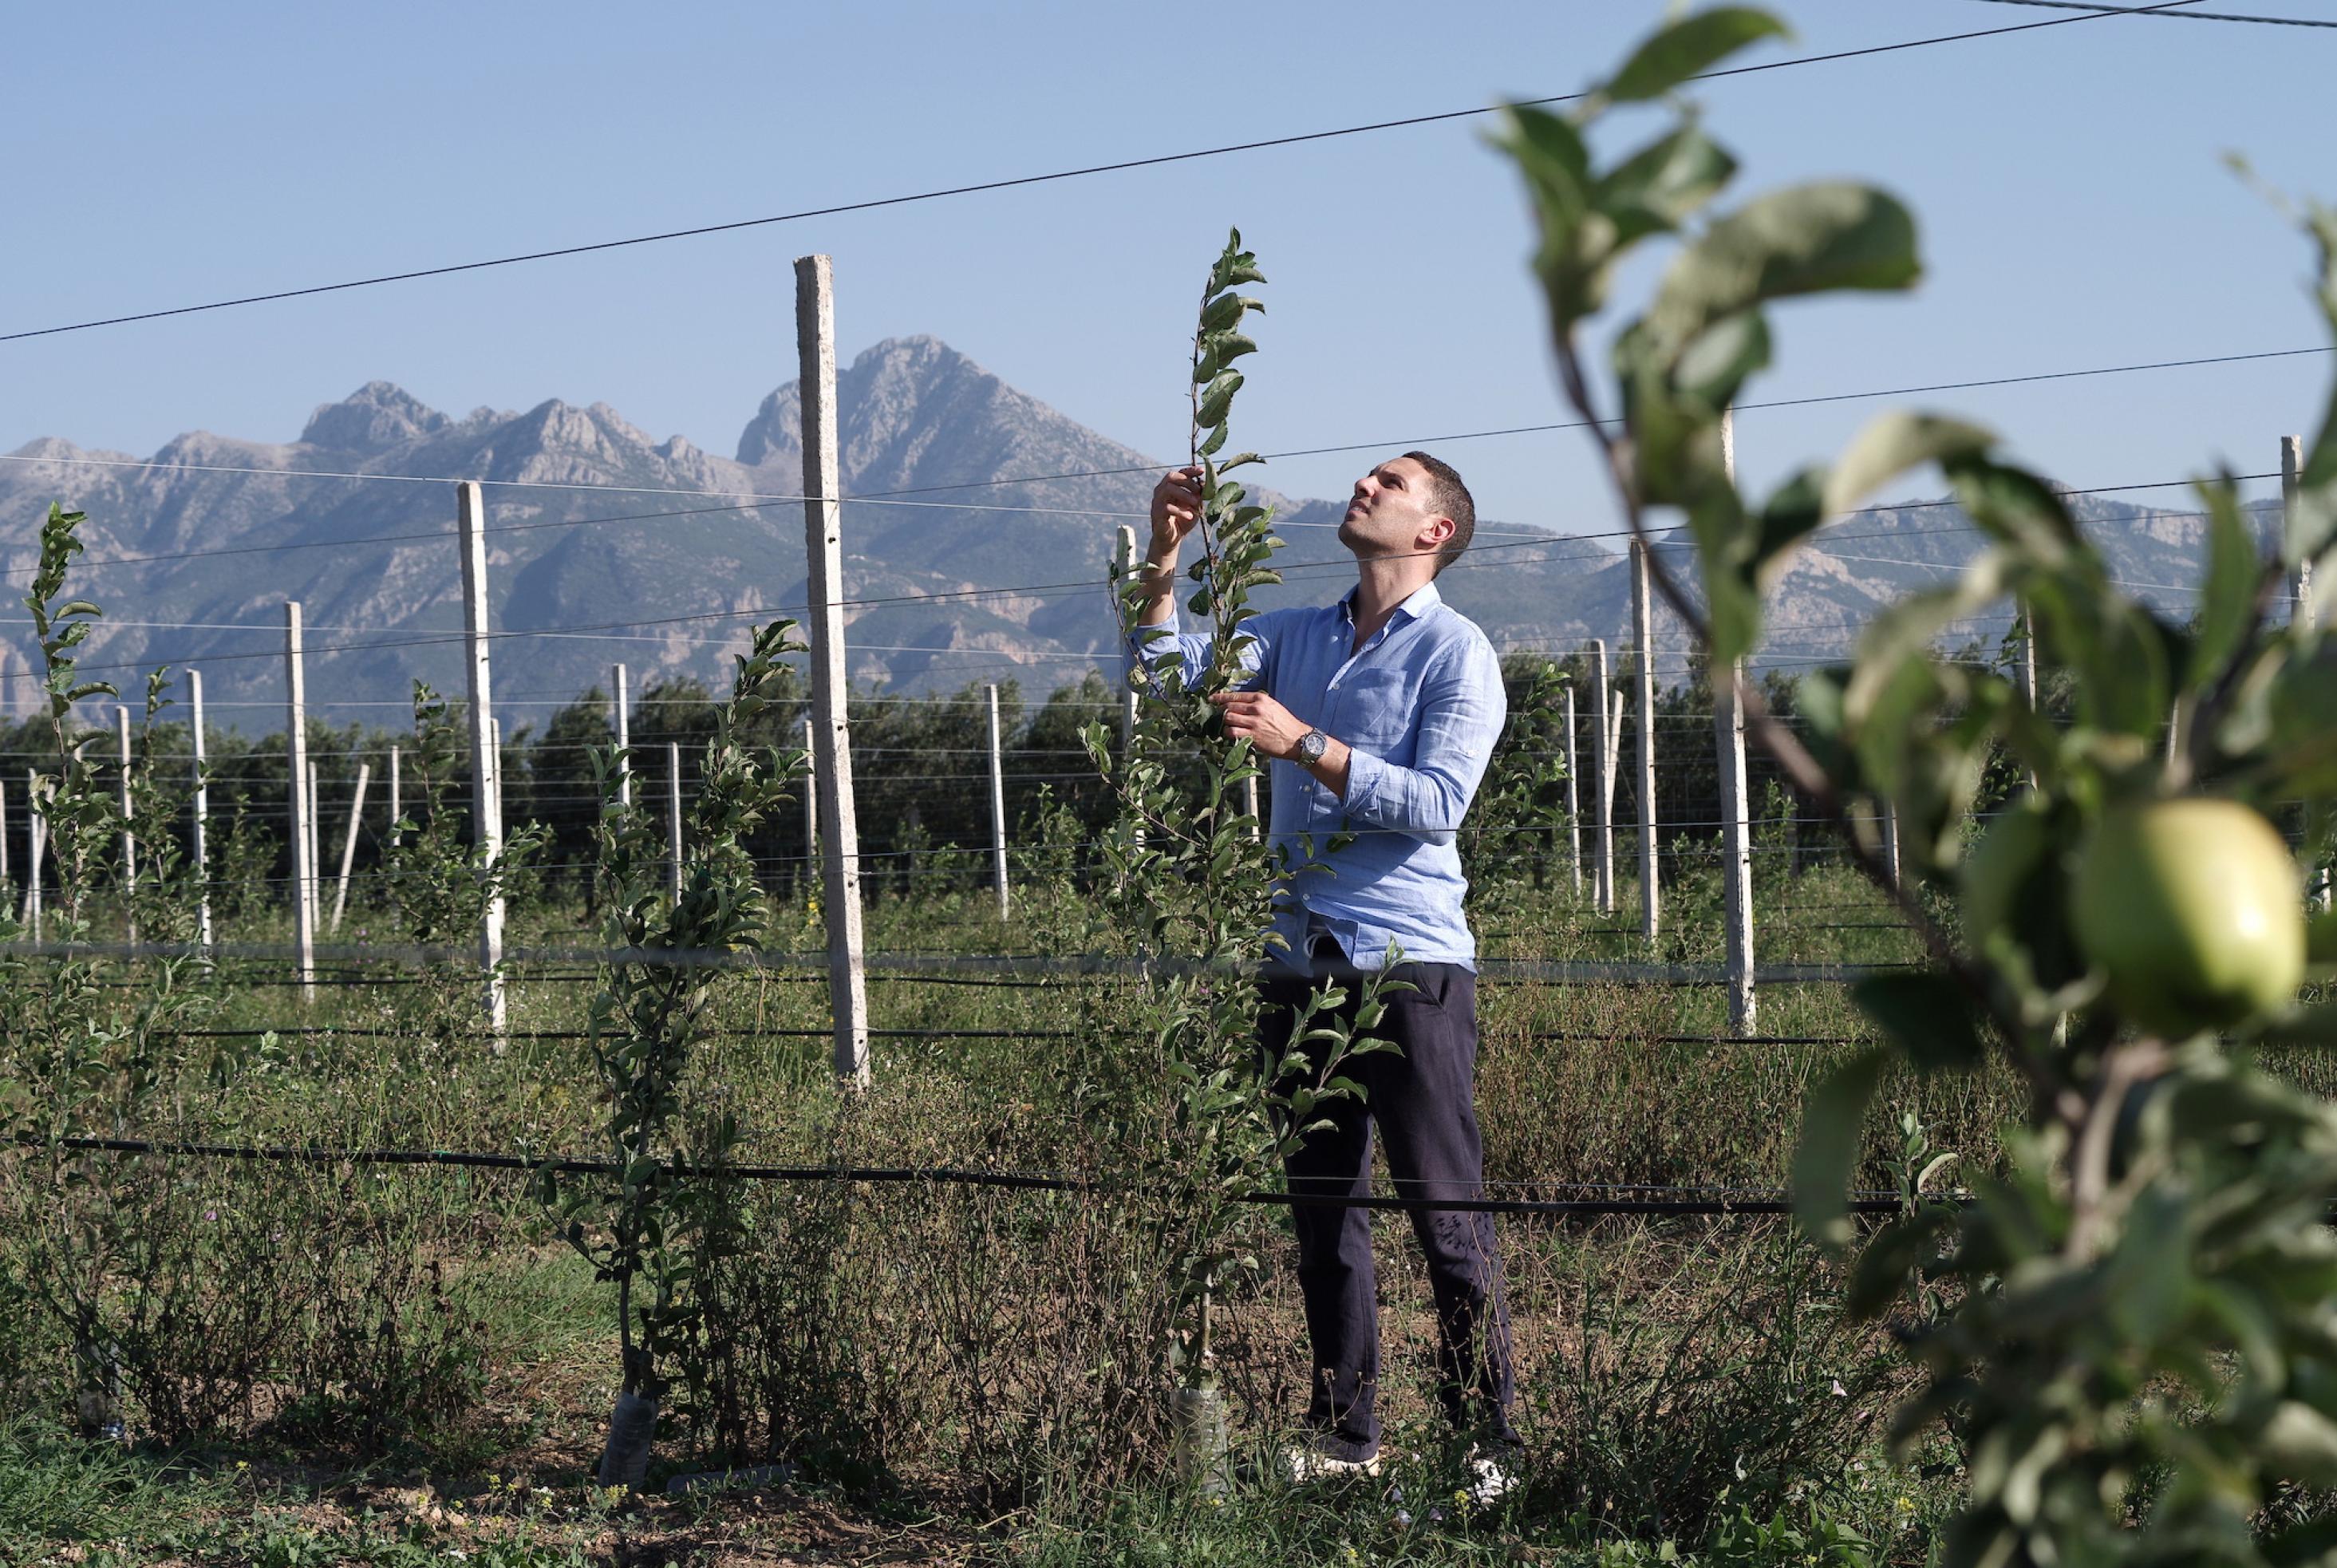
0, 339, 2240, 729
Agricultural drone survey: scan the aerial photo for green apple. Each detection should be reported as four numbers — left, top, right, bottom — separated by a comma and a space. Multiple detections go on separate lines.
2070, 798, 2305, 1037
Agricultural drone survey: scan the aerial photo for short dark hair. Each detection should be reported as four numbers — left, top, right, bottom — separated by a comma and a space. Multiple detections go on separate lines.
1402, 451, 1475, 575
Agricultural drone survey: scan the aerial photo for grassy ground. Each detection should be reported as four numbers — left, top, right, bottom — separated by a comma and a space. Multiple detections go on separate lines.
0, 855, 2110, 1565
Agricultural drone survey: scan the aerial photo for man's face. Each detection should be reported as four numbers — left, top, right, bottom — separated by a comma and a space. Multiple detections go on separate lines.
1339, 457, 1449, 562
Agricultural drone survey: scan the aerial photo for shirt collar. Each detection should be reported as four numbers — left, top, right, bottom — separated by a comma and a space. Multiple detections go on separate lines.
1337, 580, 1445, 626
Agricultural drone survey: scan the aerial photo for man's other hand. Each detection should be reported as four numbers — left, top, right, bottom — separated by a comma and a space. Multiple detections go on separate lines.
1210, 690, 1309, 759
1150, 467, 1205, 553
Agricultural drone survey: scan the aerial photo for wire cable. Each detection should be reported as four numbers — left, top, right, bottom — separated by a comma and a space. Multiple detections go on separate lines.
1965, 0, 2337, 25
0, 2, 2207, 343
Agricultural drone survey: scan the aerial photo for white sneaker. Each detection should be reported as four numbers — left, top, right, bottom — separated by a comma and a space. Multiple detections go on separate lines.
1465, 1445, 1519, 1506
1280, 1437, 1383, 1482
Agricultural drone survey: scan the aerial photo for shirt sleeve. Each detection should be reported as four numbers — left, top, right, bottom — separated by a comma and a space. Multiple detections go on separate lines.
1340, 635, 1506, 846
1127, 602, 1285, 694
1127, 604, 1215, 693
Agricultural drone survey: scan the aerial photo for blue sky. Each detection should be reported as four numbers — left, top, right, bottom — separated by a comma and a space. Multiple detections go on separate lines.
8, 1, 2334, 532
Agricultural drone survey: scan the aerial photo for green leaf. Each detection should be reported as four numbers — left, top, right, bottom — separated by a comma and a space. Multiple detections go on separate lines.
1201, 294, 1262, 334
1844, 563, 2006, 728
1793, 1046, 1887, 1247
1604, 7, 1790, 103
1598, 124, 1739, 243
1822, 411, 1992, 523
1940, 455, 2082, 563
1852, 971, 1984, 1075
2189, 472, 2265, 689
1673, 310, 1771, 413
1197, 371, 1244, 429
1646, 183, 1919, 359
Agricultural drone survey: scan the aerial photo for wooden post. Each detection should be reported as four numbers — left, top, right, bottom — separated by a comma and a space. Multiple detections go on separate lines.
985, 684, 1010, 918
666, 741, 685, 904
1591, 638, 1614, 914
456, 480, 507, 1039
286, 602, 314, 1002
1630, 541, 1659, 942
613, 663, 632, 808
115, 705, 136, 946
1715, 409, 1755, 1034
1563, 685, 1581, 895
330, 764, 370, 933
189, 669, 211, 948
796, 252, 871, 1091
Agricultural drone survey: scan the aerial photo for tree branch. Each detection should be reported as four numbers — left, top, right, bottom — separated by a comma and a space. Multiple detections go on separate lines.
1548, 329, 2057, 1096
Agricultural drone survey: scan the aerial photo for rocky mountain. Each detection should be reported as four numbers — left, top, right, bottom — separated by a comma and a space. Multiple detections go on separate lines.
0, 338, 2250, 729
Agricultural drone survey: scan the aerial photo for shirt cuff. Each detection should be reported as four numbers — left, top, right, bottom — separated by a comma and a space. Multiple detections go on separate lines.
1342, 745, 1386, 817
1129, 608, 1182, 657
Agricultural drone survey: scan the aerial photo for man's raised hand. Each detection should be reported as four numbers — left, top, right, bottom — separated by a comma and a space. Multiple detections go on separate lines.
1150, 466, 1206, 554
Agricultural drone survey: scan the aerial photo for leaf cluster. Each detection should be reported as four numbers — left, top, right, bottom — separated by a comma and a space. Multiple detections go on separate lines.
1498, 8, 2337, 1562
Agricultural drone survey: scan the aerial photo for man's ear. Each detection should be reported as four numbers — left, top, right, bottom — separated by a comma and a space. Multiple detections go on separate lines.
1418, 515, 1457, 555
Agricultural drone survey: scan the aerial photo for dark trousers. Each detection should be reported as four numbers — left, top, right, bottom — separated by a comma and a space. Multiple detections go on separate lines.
1260, 951, 1515, 1456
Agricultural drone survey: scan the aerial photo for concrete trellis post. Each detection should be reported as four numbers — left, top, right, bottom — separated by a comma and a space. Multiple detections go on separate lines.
387, 747, 401, 847
1563, 685, 1581, 895
2286, 434, 2314, 632
1881, 802, 1901, 891
307, 763, 322, 931
456, 480, 507, 1039
115, 705, 136, 946
1243, 773, 1261, 842
801, 717, 817, 899
286, 603, 315, 1001
1591, 638, 1614, 914
2018, 602, 2039, 792
330, 764, 370, 933
1114, 524, 1140, 753
1715, 409, 1755, 1034
613, 663, 632, 808
796, 252, 872, 1090
1629, 541, 1659, 942
984, 683, 1019, 892
189, 669, 211, 948
666, 741, 684, 904
985, 684, 1009, 918
0, 775, 10, 903
2283, 434, 2331, 910
22, 769, 42, 940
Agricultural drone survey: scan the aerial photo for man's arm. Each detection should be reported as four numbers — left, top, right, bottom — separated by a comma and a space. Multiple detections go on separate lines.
1210, 641, 1505, 844
1138, 466, 1204, 626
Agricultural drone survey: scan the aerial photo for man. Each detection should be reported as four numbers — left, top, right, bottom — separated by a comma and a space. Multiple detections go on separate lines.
1130, 451, 1518, 1491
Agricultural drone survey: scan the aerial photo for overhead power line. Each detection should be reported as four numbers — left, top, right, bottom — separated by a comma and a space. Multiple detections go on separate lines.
0, 2, 2207, 344
1966, 1, 2337, 26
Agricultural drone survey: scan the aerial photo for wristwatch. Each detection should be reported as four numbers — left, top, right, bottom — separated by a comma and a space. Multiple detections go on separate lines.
1294, 728, 1329, 765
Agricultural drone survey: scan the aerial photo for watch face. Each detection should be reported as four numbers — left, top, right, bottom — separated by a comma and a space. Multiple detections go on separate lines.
1298, 729, 1326, 762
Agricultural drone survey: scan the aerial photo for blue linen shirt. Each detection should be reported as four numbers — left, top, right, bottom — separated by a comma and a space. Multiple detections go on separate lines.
1130, 580, 1506, 972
